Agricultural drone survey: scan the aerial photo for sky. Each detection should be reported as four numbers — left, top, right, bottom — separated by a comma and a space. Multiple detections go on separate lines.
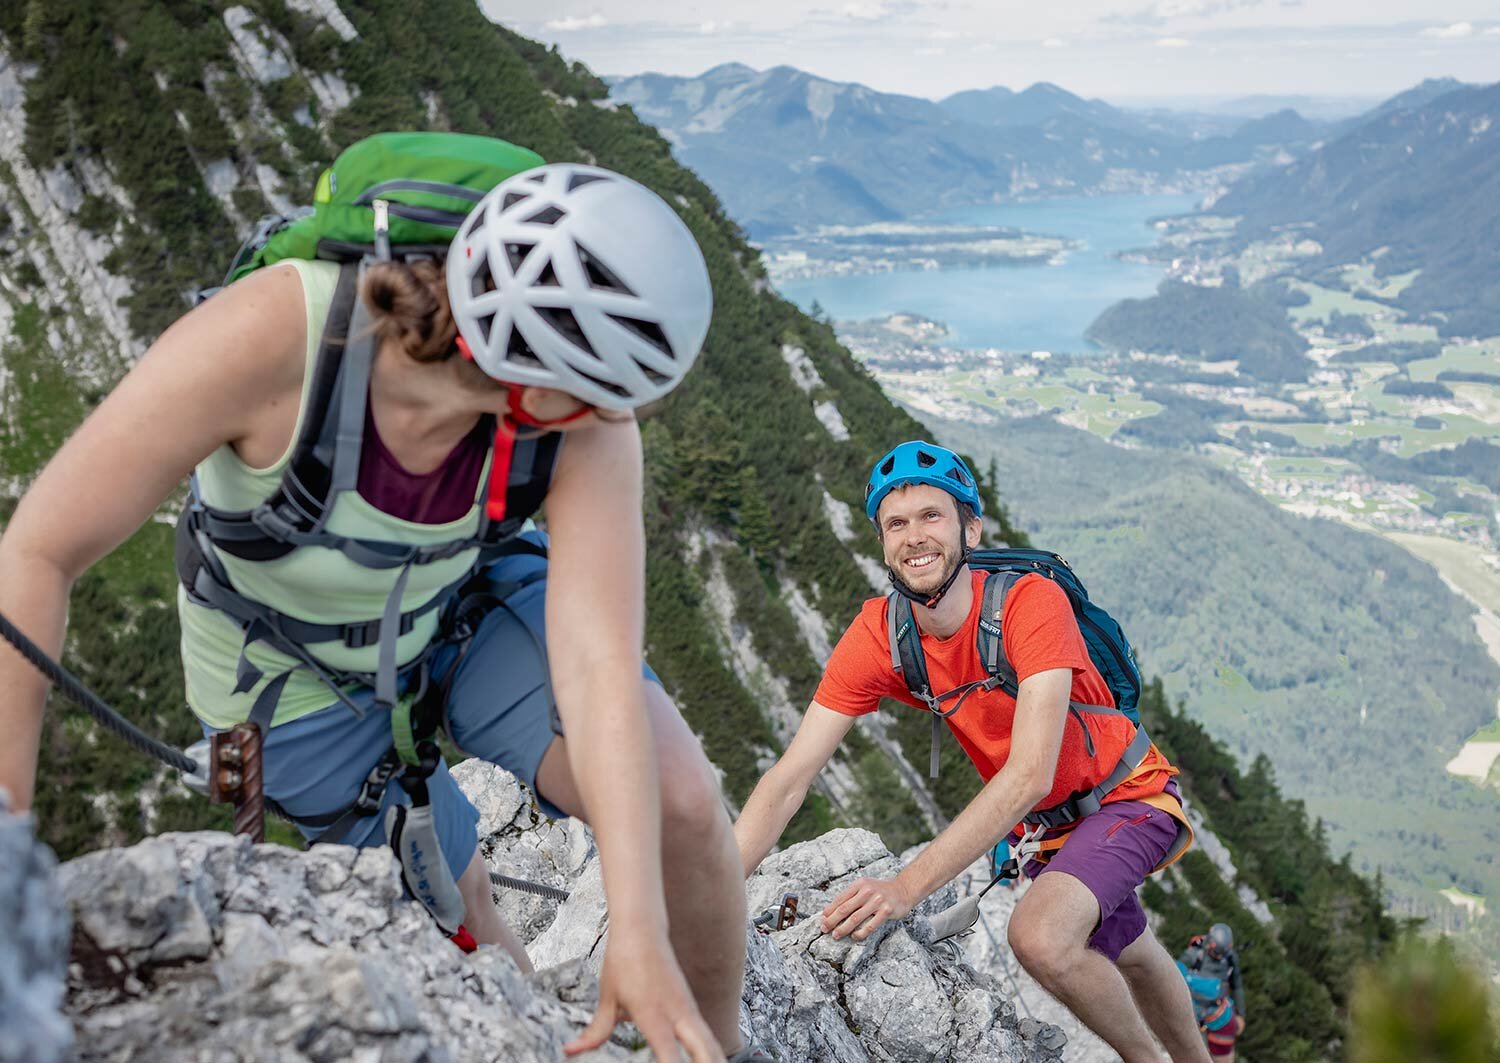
478, 0, 1499, 105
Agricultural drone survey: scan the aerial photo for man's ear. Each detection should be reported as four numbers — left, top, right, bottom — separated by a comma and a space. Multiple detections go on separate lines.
965, 517, 983, 549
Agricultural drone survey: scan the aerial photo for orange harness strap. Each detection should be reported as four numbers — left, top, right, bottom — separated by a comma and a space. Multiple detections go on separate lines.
1029, 751, 1195, 873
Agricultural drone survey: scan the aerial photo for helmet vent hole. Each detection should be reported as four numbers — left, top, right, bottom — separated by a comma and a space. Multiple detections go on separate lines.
473, 313, 495, 346
463, 211, 485, 238
524, 172, 547, 185
524, 204, 567, 226
568, 172, 610, 192
469, 260, 494, 299
505, 325, 543, 368
505, 241, 535, 273
501, 191, 530, 211
916, 450, 937, 469
572, 365, 633, 400
578, 244, 636, 295
536, 306, 598, 360
879, 457, 896, 476
946, 468, 970, 486
608, 314, 673, 358
535, 260, 561, 287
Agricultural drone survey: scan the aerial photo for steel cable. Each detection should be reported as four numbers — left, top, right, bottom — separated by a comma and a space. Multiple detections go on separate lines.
0, 609, 198, 775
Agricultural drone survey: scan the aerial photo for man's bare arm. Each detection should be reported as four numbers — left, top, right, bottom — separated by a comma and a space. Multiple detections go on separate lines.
894, 667, 1073, 904
734, 701, 855, 875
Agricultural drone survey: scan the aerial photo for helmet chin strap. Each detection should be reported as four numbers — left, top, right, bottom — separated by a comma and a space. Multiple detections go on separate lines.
888, 548, 971, 610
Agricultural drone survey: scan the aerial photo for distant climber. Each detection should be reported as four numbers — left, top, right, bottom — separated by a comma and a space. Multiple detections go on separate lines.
734, 440, 1212, 1063
1177, 923, 1246, 1060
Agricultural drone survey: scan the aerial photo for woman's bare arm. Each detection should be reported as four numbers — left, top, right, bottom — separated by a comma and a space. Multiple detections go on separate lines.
0, 264, 307, 808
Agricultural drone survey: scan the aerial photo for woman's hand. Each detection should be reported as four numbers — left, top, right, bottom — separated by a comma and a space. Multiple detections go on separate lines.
820, 875, 916, 941
564, 925, 722, 1063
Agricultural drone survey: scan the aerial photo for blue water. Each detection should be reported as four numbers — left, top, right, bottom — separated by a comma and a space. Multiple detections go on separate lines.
777, 193, 1199, 353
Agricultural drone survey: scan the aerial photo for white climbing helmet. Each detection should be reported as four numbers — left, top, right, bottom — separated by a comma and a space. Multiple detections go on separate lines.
447, 163, 713, 411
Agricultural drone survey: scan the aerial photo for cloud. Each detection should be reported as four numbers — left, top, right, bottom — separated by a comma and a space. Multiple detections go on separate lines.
1419, 21, 1473, 39
543, 13, 606, 31
1107, 0, 1269, 27
840, 1, 890, 19
698, 20, 723, 33
1156, 36, 1192, 47
915, 46, 946, 55
1485, 26, 1500, 36
1042, 37, 1068, 48
929, 28, 961, 41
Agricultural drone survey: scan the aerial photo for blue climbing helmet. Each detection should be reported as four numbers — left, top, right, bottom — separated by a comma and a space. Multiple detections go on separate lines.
864, 440, 983, 523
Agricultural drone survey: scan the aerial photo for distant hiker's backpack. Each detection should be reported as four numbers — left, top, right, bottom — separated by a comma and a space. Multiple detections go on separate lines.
1177, 949, 1236, 1031
201, 131, 545, 299
887, 548, 1143, 779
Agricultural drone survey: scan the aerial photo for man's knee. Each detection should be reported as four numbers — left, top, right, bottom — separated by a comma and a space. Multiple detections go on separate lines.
1008, 912, 1079, 984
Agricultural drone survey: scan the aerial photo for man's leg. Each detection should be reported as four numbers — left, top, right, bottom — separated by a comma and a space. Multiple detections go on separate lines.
1115, 924, 1212, 1063
535, 681, 747, 1052
1008, 871, 1166, 1063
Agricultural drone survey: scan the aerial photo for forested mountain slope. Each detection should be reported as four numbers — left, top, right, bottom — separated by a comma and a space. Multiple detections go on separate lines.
933, 414, 1500, 924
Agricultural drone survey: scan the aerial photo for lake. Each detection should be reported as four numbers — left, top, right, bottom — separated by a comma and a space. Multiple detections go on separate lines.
776, 193, 1200, 353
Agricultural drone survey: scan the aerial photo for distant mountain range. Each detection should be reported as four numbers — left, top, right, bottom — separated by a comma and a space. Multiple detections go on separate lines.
1211, 79, 1500, 337
609, 65, 1328, 235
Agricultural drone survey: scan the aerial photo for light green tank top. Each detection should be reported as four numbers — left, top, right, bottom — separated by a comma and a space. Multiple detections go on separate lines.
178, 260, 491, 730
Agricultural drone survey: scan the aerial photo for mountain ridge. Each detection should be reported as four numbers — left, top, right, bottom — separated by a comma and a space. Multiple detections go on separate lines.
1210, 79, 1500, 337
607, 64, 1295, 235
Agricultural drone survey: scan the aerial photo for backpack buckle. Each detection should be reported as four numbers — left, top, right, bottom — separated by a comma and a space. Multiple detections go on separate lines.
343, 612, 417, 649
372, 199, 392, 260
250, 504, 298, 541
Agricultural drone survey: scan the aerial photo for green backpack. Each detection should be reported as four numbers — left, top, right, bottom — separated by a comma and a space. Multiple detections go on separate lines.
213, 130, 545, 291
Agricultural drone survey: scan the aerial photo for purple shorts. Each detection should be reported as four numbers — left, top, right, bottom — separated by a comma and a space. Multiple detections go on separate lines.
1024, 786, 1182, 963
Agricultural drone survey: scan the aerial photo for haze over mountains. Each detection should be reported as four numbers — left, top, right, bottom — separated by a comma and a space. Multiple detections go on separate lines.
609, 63, 1333, 235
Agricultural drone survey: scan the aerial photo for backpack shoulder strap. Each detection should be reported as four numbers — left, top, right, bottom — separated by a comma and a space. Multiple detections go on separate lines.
886, 590, 934, 706
190, 263, 363, 560
975, 570, 1025, 693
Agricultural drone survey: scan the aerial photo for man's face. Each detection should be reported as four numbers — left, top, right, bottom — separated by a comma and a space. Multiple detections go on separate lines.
875, 483, 978, 594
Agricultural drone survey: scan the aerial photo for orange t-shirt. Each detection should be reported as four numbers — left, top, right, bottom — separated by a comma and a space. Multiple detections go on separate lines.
815, 571, 1176, 813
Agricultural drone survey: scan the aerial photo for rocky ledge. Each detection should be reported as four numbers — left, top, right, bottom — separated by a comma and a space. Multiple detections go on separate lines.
2, 762, 1065, 1062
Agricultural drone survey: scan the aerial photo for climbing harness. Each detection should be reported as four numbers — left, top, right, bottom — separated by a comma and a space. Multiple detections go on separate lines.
0, 608, 565, 919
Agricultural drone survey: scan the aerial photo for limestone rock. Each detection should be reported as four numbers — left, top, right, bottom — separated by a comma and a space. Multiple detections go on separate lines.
0, 797, 73, 1063
33, 766, 1066, 1062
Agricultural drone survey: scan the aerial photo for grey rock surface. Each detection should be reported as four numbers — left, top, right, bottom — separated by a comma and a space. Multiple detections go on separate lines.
741, 828, 1064, 1063
44, 763, 1064, 1062
0, 796, 73, 1063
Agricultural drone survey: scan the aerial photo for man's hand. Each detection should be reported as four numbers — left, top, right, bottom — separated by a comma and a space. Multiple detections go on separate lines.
565, 926, 723, 1063
820, 876, 915, 941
